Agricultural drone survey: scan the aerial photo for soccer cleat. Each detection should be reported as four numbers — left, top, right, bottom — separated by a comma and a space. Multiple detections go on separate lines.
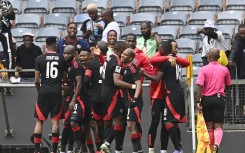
173, 150, 183, 153
148, 148, 155, 153
160, 150, 168, 153
100, 143, 111, 153
212, 144, 219, 153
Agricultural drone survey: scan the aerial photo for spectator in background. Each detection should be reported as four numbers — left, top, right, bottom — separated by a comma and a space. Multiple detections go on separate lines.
136, 21, 162, 58
101, 8, 120, 42
81, 4, 105, 44
197, 19, 228, 65
14, 32, 42, 82
57, 22, 90, 56
107, 30, 117, 56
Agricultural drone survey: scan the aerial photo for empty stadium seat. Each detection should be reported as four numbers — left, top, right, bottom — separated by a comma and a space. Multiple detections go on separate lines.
24, 0, 49, 16
121, 25, 141, 39
139, 0, 164, 16
52, 0, 76, 16
189, 11, 216, 25
217, 25, 235, 40
33, 42, 43, 50
153, 26, 178, 40
44, 13, 69, 30
170, 0, 196, 13
74, 13, 90, 30
15, 14, 41, 29
176, 38, 197, 53
217, 11, 244, 25
198, 0, 223, 12
35, 28, 61, 42
130, 13, 155, 26
111, 0, 136, 16
11, 28, 33, 42
160, 11, 188, 26
76, 30, 83, 39
113, 13, 128, 27
192, 53, 203, 66
83, 0, 108, 14
179, 25, 203, 41
9, 0, 22, 14
226, 0, 245, 11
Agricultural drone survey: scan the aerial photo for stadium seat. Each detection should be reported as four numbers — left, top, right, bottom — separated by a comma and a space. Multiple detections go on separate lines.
111, 0, 136, 16
9, 0, 22, 14
74, 13, 90, 30
198, 0, 223, 12
121, 25, 141, 39
160, 11, 188, 26
11, 28, 33, 42
52, 0, 76, 16
179, 25, 203, 41
33, 42, 43, 51
189, 11, 216, 25
217, 25, 235, 40
226, 0, 245, 11
170, 0, 196, 13
15, 14, 41, 29
192, 53, 203, 66
130, 13, 155, 26
76, 30, 83, 39
83, 0, 108, 14
176, 38, 197, 53
44, 13, 69, 30
139, 0, 164, 16
24, 0, 49, 16
35, 28, 61, 42
153, 26, 178, 40
217, 11, 244, 25
113, 13, 128, 27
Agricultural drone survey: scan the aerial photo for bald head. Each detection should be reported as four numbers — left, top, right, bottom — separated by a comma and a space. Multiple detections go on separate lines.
208, 48, 220, 61
101, 8, 114, 24
64, 45, 76, 54
97, 41, 108, 55
125, 48, 135, 59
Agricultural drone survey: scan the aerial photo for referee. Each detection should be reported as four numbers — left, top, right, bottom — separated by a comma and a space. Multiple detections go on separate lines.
196, 48, 232, 153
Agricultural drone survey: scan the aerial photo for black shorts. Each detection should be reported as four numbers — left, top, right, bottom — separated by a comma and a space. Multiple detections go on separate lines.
34, 91, 63, 121
126, 97, 143, 123
202, 94, 225, 123
82, 98, 92, 124
63, 96, 85, 126
92, 102, 111, 121
106, 92, 125, 118
162, 91, 186, 123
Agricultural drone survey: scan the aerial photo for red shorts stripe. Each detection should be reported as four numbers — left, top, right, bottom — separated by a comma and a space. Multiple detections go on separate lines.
52, 101, 64, 120
77, 96, 85, 119
103, 114, 112, 121
92, 108, 102, 120
107, 91, 118, 116
35, 102, 46, 121
166, 96, 181, 120
134, 107, 141, 123
72, 126, 80, 132
165, 123, 174, 130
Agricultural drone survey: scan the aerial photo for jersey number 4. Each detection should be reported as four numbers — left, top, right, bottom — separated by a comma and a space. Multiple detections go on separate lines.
46, 61, 58, 78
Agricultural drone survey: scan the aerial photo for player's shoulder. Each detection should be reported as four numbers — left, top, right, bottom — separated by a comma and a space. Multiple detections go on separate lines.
127, 62, 138, 74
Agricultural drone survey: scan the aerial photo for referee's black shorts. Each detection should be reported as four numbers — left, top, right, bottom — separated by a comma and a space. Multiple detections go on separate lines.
202, 94, 225, 123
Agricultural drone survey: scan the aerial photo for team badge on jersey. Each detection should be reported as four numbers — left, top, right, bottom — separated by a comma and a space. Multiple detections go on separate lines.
77, 44, 81, 49
115, 66, 121, 73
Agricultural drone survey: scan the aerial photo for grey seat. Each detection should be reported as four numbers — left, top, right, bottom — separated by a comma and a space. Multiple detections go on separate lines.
198, 0, 223, 12
170, 0, 196, 13
15, 14, 41, 29
217, 11, 244, 25
24, 0, 49, 16
226, 0, 245, 11
160, 11, 188, 26
192, 53, 203, 66
130, 13, 155, 26
153, 26, 178, 40
176, 38, 197, 53
11, 28, 33, 42
83, 0, 108, 14
35, 28, 61, 42
189, 11, 216, 25
52, 0, 76, 16
217, 25, 235, 40
139, 0, 164, 16
33, 42, 43, 51
44, 13, 69, 30
111, 0, 136, 16
121, 25, 141, 39
74, 14, 90, 30
9, 0, 22, 14
179, 25, 203, 41
113, 13, 128, 27
76, 30, 83, 39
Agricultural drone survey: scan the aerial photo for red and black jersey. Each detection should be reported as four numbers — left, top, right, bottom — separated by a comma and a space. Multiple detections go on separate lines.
80, 64, 90, 101
121, 62, 141, 99
35, 51, 66, 92
84, 57, 104, 103
102, 54, 121, 98
67, 59, 83, 96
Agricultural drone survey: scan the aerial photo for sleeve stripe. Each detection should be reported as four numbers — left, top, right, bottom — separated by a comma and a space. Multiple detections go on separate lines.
85, 69, 92, 77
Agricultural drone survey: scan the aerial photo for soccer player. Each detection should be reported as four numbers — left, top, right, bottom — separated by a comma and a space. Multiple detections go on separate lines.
33, 37, 67, 153
141, 41, 189, 153
60, 45, 83, 153
120, 48, 143, 153
196, 48, 232, 153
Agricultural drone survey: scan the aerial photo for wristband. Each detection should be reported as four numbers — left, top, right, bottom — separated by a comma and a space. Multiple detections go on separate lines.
132, 84, 136, 89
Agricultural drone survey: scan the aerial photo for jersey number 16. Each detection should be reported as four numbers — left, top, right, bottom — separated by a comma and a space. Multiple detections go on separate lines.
46, 61, 58, 78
